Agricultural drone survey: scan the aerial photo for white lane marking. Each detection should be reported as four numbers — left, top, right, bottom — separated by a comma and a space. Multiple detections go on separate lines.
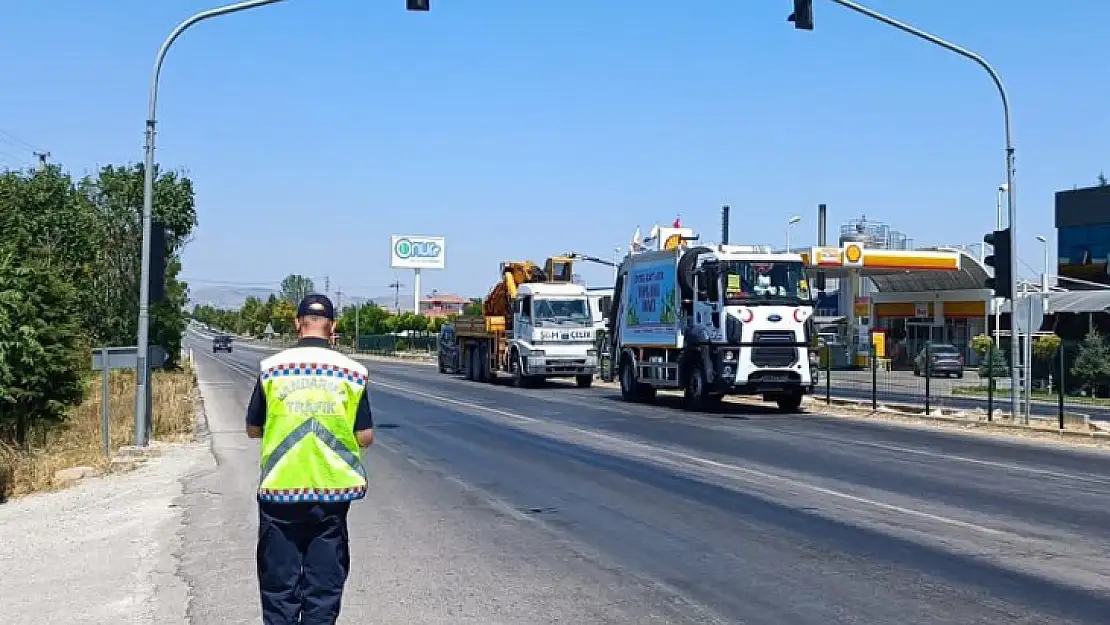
371, 380, 1007, 537
816, 436, 1110, 487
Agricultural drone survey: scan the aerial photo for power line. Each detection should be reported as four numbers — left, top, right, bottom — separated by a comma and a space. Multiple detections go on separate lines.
0, 128, 41, 151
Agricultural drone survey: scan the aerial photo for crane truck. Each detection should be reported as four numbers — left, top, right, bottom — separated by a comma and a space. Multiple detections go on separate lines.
608, 224, 819, 412
452, 255, 599, 388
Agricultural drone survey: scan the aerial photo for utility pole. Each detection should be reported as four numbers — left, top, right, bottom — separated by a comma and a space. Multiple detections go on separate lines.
324, 276, 330, 299
389, 280, 403, 313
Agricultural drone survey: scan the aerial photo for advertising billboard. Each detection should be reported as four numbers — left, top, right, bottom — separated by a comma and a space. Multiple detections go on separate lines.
390, 235, 446, 270
620, 258, 680, 347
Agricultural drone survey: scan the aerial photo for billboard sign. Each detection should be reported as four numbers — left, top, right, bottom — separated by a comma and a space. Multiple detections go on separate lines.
390, 235, 445, 269
620, 257, 680, 347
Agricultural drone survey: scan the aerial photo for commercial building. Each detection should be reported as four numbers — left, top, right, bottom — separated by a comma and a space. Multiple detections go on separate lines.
1056, 183, 1110, 289
420, 291, 469, 319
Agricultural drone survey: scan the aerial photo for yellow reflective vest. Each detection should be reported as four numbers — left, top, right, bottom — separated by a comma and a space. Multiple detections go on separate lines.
256, 346, 369, 503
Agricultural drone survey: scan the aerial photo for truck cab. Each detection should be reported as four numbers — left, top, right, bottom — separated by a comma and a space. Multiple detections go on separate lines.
510, 282, 598, 384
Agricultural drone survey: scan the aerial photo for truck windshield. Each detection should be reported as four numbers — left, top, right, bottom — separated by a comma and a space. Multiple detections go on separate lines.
533, 298, 591, 324
721, 261, 811, 305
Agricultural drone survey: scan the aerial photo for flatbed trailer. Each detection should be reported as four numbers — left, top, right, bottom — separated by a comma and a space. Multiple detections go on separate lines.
454, 314, 507, 383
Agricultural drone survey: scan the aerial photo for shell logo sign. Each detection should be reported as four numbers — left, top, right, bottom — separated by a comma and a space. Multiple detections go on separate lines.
664, 233, 684, 250
844, 243, 864, 267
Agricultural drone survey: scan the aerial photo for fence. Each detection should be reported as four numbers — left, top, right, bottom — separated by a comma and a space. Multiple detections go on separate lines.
817, 340, 1106, 431
353, 333, 436, 355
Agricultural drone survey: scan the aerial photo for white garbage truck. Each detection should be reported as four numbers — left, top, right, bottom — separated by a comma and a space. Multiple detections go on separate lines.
607, 225, 818, 411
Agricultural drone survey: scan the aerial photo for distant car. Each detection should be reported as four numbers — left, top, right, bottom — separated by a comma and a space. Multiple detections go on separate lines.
437, 324, 459, 374
913, 343, 963, 378
212, 335, 233, 353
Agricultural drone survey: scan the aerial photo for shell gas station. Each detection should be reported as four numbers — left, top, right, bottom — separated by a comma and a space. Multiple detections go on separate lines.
801, 241, 992, 370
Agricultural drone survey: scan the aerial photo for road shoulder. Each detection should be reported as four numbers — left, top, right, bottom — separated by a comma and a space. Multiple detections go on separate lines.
0, 436, 208, 624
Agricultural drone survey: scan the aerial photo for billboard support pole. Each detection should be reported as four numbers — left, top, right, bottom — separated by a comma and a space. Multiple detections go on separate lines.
413, 268, 421, 315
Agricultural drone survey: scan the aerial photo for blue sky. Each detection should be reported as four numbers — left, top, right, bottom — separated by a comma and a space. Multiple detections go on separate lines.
1, 0, 1106, 300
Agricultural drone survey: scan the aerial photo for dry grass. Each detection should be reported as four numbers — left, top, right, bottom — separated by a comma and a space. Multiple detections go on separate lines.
0, 364, 198, 500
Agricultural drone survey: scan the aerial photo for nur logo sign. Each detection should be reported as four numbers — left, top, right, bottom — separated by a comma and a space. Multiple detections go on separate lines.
390, 235, 446, 269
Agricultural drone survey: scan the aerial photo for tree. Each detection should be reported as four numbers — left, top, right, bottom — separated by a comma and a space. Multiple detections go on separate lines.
970, 334, 993, 358
0, 250, 89, 447
463, 298, 483, 316
1033, 334, 1061, 362
77, 163, 197, 367
270, 300, 296, 335
280, 274, 315, 304
1071, 330, 1110, 395
978, 345, 1010, 382
1097, 171, 1108, 187
240, 296, 265, 336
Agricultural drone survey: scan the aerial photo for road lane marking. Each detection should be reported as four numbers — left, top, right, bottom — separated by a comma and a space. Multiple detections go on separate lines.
374, 363, 1110, 487
371, 380, 1008, 537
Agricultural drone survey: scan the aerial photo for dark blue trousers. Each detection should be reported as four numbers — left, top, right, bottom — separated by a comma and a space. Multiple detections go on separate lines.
257, 501, 351, 625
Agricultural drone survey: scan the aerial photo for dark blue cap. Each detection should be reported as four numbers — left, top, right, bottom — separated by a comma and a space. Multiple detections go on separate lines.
297, 294, 335, 320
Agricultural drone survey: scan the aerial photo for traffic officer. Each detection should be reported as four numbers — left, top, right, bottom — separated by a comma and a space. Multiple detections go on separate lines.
245, 293, 374, 624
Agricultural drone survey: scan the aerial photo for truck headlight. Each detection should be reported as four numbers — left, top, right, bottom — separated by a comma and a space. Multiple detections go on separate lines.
530, 350, 545, 358
587, 349, 597, 356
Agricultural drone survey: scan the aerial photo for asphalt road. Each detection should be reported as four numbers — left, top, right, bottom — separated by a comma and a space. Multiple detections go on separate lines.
186, 333, 1110, 624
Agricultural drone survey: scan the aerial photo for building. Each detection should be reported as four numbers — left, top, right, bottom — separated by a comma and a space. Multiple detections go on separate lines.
1056, 183, 1110, 289
419, 291, 469, 319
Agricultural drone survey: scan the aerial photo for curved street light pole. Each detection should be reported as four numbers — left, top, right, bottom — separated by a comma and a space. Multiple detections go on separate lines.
135, 0, 289, 446
829, 0, 1021, 423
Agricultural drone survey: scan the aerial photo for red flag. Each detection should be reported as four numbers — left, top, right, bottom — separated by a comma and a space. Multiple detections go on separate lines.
673, 216, 682, 228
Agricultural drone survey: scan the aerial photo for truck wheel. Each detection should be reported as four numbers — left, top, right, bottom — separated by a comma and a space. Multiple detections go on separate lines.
776, 392, 804, 413
619, 358, 654, 402
575, 374, 593, 388
466, 349, 478, 382
510, 352, 527, 388
683, 364, 711, 411
479, 343, 494, 383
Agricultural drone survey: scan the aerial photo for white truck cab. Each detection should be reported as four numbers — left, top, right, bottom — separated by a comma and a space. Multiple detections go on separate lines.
509, 282, 599, 384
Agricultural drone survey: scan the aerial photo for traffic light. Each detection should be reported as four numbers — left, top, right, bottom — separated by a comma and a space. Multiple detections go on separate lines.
149, 220, 169, 303
983, 227, 1012, 300
788, 0, 814, 30
405, 0, 429, 10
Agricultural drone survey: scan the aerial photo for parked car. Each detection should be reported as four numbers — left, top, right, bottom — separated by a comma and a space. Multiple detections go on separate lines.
913, 343, 963, 378
437, 323, 459, 374
212, 335, 233, 353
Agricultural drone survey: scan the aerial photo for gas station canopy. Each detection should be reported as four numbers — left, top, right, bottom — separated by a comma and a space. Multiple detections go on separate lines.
800, 244, 989, 293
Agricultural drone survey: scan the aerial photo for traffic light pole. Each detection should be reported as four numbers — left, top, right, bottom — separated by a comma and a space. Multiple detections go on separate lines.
136, 0, 288, 446
826, 0, 1020, 421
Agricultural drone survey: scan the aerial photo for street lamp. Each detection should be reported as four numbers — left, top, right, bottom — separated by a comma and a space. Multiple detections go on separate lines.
792, 0, 1022, 423
786, 216, 802, 253
613, 246, 621, 279
134, 0, 289, 447
1036, 235, 1049, 293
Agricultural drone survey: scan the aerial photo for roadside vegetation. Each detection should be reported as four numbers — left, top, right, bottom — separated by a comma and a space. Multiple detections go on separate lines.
0, 162, 197, 500
191, 272, 484, 348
